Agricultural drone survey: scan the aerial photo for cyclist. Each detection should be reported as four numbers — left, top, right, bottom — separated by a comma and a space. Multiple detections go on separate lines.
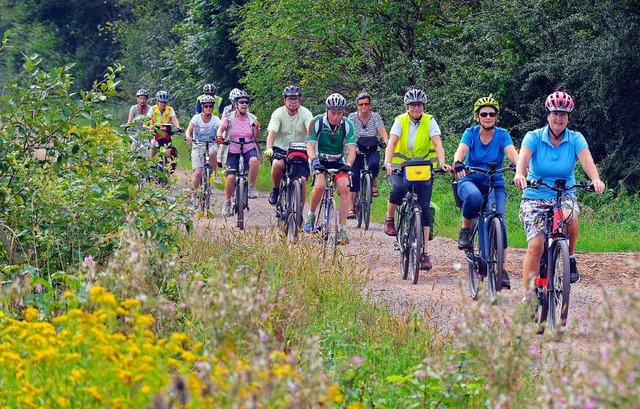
195, 83, 224, 116
383, 89, 450, 270
303, 93, 357, 245
186, 94, 222, 205
347, 92, 389, 218
218, 88, 242, 168
216, 90, 261, 217
452, 96, 519, 289
127, 88, 152, 124
514, 91, 605, 295
263, 85, 314, 206
149, 90, 182, 164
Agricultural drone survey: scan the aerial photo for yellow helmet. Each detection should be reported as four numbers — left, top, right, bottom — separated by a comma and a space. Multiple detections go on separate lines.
473, 96, 500, 113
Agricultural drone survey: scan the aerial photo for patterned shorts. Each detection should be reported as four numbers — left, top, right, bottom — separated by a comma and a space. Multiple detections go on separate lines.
518, 196, 580, 241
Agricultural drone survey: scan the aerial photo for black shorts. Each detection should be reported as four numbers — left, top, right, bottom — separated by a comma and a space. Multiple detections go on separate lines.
273, 146, 310, 179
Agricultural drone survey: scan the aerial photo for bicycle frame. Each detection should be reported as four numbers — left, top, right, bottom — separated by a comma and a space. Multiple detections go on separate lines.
273, 145, 306, 240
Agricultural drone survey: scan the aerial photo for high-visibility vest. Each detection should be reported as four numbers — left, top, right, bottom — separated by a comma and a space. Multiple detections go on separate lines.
391, 112, 437, 164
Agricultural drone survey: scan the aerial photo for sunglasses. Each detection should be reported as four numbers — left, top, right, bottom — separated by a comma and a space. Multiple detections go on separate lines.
479, 112, 497, 118
358, 102, 371, 107
202, 104, 213, 108
237, 100, 250, 105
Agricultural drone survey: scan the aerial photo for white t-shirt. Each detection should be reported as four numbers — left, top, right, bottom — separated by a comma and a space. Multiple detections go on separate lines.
390, 116, 441, 151
189, 114, 220, 143
267, 105, 314, 149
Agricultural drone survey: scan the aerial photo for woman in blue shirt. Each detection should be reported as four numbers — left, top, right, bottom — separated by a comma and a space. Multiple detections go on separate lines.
452, 96, 519, 289
513, 91, 605, 296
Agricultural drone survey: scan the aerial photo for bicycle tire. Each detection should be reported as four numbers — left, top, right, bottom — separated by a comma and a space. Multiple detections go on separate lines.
276, 180, 288, 234
535, 245, 550, 334
329, 198, 339, 252
355, 189, 363, 228
237, 178, 245, 230
487, 217, 504, 300
408, 208, 423, 284
466, 220, 481, 300
548, 239, 571, 339
397, 208, 410, 280
287, 179, 302, 242
362, 173, 372, 231
202, 166, 212, 216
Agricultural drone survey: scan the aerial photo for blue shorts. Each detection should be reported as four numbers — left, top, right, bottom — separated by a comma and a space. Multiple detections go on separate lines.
225, 148, 258, 176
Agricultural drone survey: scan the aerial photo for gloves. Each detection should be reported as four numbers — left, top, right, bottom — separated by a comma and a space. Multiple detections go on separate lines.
311, 157, 324, 170
216, 136, 224, 145
454, 161, 465, 173
340, 163, 352, 172
263, 148, 274, 158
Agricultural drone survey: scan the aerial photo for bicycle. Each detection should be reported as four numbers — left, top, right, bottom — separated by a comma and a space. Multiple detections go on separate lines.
311, 167, 351, 258
152, 124, 180, 186
224, 137, 261, 230
194, 141, 216, 218
456, 163, 514, 301
272, 143, 308, 242
393, 160, 443, 284
527, 178, 594, 339
354, 138, 384, 230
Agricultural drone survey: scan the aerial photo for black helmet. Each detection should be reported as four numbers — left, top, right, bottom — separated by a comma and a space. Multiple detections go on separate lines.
282, 85, 302, 97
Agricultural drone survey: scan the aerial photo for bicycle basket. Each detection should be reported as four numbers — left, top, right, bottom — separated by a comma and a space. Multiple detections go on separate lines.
403, 160, 432, 185
356, 136, 378, 154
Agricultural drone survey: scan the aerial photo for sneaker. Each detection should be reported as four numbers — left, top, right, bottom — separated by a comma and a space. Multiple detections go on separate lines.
303, 213, 316, 233
419, 253, 432, 270
372, 186, 379, 197
268, 188, 279, 205
569, 258, 580, 283
347, 210, 356, 219
458, 228, 472, 249
248, 186, 259, 199
337, 229, 350, 245
384, 218, 397, 236
501, 270, 511, 290
222, 201, 232, 217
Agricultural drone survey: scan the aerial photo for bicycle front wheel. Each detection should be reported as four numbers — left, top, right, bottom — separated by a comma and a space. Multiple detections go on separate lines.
286, 179, 303, 242
202, 166, 212, 216
548, 239, 571, 339
361, 173, 372, 230
408, 208, 423, 284
466, 220, 481, 300
487, 217, 505, 300
236, 178, 245, 230
328, 198, 339, 252
396, 208, 410, 280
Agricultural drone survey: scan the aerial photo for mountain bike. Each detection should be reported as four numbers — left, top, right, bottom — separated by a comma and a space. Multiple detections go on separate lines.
527, 179, 594, 339
354, 138, 384, 230
224, 137, 261, 230
393, 160, 443, 284
458, 163, 514, 301
195, 141, 215, 218
272, 143, 308, 242
152, 124, 180, 186
312, 167, 350, 258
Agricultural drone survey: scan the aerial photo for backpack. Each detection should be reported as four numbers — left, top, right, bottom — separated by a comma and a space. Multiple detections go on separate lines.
315, 115, 347, 143
429, 201, 440, 241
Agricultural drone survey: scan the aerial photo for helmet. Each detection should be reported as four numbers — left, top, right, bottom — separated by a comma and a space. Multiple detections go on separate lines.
545, 91, 575, 113
200, 94, 215, 104
229, 88, 241, 101
473, 96, 500, 113
325, 93, 347, 110
156, 90, 169, 103
282, 85, 302, 97
136, 88, 150, 97
203, 83, 216, 94
403, 89, 428, 105
356, 92, 371, 103
233, 89, 251, 103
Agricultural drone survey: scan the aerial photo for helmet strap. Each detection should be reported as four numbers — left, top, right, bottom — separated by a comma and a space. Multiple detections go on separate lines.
548, 126, 564, 140
480, 124, 495, 131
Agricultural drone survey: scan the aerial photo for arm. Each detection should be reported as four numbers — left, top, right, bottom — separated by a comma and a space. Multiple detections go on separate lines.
514, 146, 532, 190
127, 108, 134, 124
505, 144, 519, 165
431, 135, 450, 172
345, 144, 356, 166
384, 134, 400, 175
578, 148, 605, 193
171, 115, 181, 131
185, 122, 195, 143
216, 120, 228, 143
377, 126, 389, 144
452, 143, 469, 177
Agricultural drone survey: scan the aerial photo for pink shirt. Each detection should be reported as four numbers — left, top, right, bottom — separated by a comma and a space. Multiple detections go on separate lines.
221, 114, 256, 154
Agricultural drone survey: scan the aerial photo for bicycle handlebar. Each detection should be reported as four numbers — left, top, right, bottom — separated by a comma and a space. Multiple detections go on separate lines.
527, 179, 595, 192
391, 167, 447, 176
465, 164, 515, 176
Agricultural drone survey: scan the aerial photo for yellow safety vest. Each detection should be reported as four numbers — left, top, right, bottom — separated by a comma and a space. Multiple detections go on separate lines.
150, 105, 174, 125
392, 112, 437, 164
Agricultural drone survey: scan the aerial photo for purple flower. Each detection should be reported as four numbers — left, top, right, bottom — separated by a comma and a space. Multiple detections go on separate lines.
84, 255, 95, 266
562, 375, 568, 383
415, 370, 427, 379
279, 287, 286, 296
180, 303, 187, 309
168, 303, 176, 314
529, 345, 539, 355
35, 283, 43, 293
352, 356, 363, 366
179, 273, 187, 280
627, 372, 637, 383
584, 399, 597, 409
28, 248, 35, 256
448, 364, 455, 371
196, 280, 205, 288
260, 312, 268, 321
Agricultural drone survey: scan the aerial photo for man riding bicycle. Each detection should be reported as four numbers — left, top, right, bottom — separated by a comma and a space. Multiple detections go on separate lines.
149, 90, 182, 165
383, 89, 450, 270
263, 85, 314, 207
303, 93, 357, 245
195, 83, 224, 116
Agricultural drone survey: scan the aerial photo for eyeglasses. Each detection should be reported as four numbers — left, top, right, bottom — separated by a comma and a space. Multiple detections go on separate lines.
408, 102, 423, 108
479, 112, 497, 118
285, 97, 300, 101
358, 102, 371, 107
237, 100, 249, 105
202, 104, 213, 108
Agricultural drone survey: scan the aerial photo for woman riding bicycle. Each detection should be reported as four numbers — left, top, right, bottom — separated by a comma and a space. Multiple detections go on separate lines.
452, 96, 519, 289
383, 89, 451, 270
127, 88, 152, 125
513, 91, 605, 297
347, 92, 389, 218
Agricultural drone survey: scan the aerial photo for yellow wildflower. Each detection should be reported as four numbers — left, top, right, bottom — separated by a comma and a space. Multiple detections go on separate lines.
347, 403, 366, 409
120, 298, 141, 309
140, 384, 151, 394
63, 291, 76, 300
136, 314, 155, 328
23, 307, 39, 322
85, 386, 102, 402
69, 369, 85, 383
56, 396, 71, 407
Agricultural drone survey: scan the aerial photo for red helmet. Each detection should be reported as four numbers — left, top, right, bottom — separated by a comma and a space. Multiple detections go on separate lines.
545, 91, 575, 113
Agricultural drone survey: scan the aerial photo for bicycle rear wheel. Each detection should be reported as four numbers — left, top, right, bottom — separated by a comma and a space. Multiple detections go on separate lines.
408, 208, 423, 284
355, 189, 363, 228
202, 166, 212, 217
466, 220, 481, 299
361, 173, 372, 230
236, 178, 245, 230
487, 217, 505, 300
396, 208, 410, 280
286, 179, 302, 242
548, 240, 571, 339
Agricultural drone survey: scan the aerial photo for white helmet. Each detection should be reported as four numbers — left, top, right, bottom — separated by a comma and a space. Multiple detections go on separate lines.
200, 94, 216, 104
233, 90, 251, 103
156, 90, 170, 103
229, 88, 241, 101
325, 93, 347, 110
403, 89, 427, 105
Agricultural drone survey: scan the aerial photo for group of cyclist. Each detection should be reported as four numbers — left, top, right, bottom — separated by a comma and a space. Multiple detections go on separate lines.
127, 84, 605, 301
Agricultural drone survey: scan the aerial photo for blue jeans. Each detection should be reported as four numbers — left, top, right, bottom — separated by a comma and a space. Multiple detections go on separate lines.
389, 174, 433, 227
457, 179, 508, 247
350, 151, 381, 192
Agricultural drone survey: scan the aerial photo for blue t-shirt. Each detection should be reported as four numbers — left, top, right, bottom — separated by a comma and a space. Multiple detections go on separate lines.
459, 125, 513, 187
522, 125, 588, 200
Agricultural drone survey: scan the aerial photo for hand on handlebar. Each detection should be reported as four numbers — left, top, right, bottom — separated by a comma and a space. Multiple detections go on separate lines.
311, 157, 324, 171
263, 148, 274, 158
440, 163, 452, 173
513, 174, 528, 190
385, 162, 394, 176
592, 179, 605, 193
340, 163, 352, 172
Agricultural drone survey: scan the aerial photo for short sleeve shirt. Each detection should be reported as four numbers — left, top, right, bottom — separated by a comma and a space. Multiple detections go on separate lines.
307, 114, 357, 157
390, 116, 441, 151
129, 104, 151, 118
190, 114, 221, 143
221, 113, 256, 154
459, 125, 514, 186
267, 105, 314, 149
347, 112, 385, 139
521, 126, 588, 200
